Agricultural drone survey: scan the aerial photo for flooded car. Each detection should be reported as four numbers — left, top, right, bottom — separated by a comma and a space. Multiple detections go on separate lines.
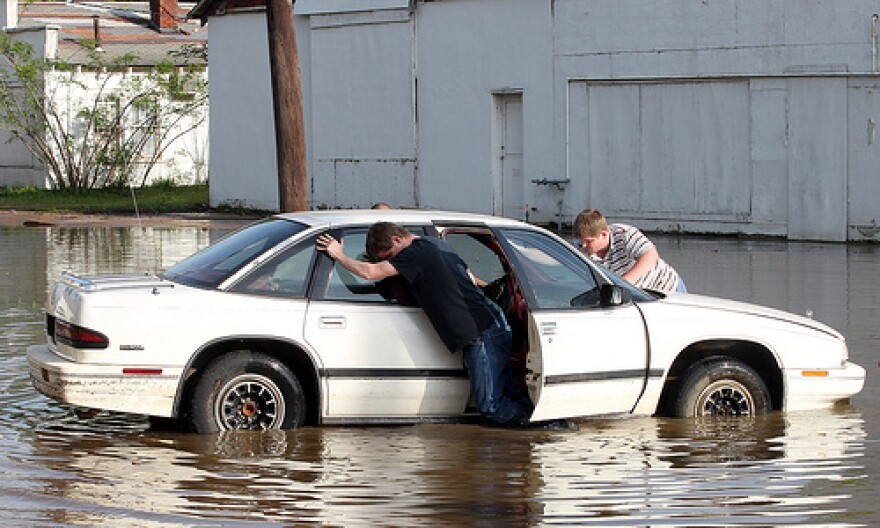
26, 210, 866, 432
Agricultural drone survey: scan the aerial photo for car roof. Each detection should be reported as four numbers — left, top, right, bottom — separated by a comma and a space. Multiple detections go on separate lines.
273, 209, 531, 229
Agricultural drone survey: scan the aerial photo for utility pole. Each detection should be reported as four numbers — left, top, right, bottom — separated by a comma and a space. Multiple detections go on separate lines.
266, 0, 307, 212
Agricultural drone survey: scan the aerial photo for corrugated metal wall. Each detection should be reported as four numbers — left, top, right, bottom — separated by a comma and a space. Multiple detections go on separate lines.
567, 76, 867, 241
205, 0, 880, 241
308, 9, 416, 209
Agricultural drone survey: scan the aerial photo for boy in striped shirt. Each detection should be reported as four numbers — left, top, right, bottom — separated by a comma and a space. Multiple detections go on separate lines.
573, 209, 687, 293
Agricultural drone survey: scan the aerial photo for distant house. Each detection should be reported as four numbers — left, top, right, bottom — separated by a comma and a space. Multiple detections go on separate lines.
1, 0, 208, 188
191, 0, 880, 242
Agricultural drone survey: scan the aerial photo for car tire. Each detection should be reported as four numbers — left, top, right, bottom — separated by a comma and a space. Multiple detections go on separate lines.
148, 416, 186, 432
671, 358, 770, 418
189, 350, 306, 433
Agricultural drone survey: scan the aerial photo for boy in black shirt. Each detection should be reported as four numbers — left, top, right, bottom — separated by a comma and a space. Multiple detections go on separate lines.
317, 222, 532, 426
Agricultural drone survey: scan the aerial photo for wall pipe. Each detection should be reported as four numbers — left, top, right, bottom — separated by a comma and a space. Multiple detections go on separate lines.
873, 14, 878, 75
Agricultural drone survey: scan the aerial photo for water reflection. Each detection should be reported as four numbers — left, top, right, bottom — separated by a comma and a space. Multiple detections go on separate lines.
1, 226, 226, 310
657, 415, 787, 467
44, 226, 217, 283
5, 410, 865, 526
535, 412, 867, 526
1, 226, 878, 526
660, 236, 852, 331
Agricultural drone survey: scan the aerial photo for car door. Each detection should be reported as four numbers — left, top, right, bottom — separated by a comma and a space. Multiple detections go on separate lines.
303, 227, 470, 422
497, 228, 651, 422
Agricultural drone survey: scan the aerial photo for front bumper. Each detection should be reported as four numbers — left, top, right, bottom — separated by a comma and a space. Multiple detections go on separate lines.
27, 344, 181, 418
783, 361, 867, 412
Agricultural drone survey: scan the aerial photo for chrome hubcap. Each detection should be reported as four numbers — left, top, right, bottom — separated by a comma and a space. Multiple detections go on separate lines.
215, 374, 286, 430
694, 379, 754, 417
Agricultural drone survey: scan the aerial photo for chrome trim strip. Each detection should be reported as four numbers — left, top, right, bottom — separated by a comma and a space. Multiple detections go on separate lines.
546, 369, 664, 385
320, 368, 468, 379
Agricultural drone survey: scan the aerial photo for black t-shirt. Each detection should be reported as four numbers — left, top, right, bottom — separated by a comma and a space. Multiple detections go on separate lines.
390, 237, 496, 352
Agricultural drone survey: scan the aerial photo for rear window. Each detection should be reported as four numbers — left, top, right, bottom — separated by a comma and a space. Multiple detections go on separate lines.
163, 218, 308, 289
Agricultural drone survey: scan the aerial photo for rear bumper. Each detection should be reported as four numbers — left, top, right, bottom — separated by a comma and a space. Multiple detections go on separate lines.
783, 361, 867, 412
27, 344, 181, 418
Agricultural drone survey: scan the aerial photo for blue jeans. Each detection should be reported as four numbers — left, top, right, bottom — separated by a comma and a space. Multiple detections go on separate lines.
676, 278, 688, 293
463, 308, 534, 425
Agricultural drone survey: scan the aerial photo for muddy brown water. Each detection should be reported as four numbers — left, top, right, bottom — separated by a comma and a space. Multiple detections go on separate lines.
1, 225, 877, 526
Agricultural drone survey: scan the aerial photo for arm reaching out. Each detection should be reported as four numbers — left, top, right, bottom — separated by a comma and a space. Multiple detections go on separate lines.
317, 234, 399, 281
622, 246, 659, 284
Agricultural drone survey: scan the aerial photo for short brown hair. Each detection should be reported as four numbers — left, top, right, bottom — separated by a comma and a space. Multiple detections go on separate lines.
366, 222, 409, 260
572, 209, 608, 239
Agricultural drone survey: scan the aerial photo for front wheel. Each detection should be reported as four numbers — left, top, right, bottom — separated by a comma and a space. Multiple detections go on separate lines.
672, 358, 770, 418
189, 350, 306, 433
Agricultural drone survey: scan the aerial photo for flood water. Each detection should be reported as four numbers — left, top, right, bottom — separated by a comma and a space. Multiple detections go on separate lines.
0, 224, 877, 526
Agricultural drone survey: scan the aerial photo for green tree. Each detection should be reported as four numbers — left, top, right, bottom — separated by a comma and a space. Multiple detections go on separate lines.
0, 33, 208, 189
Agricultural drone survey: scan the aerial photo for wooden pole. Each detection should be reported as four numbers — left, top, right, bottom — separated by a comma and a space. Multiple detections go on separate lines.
266, 0, 307, 212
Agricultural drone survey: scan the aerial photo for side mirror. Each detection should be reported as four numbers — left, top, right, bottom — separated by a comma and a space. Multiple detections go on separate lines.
599, 284, 631, 307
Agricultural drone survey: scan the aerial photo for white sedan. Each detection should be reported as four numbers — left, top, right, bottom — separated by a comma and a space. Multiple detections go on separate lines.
26, 210, 865, 432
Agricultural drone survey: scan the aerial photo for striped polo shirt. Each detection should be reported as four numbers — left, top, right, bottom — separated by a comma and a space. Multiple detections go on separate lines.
595, 223, 681, 292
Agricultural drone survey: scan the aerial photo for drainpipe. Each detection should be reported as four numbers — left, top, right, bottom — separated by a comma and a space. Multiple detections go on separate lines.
873, 14, 878, 75
410, 0, 420, 207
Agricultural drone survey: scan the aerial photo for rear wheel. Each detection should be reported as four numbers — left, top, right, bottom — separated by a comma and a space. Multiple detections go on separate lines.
189, 350, 306, 433
672, 358, 770, 418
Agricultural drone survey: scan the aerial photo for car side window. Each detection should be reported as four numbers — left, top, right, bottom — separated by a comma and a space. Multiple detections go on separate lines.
444, 232, 506, 284
229, 237, 317, 298
324, 226, 431, 303
501, 229, 601, 309
325, 229, 387, 302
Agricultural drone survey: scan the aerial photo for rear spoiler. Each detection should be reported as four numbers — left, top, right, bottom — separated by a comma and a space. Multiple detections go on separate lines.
61, 272, 173, 292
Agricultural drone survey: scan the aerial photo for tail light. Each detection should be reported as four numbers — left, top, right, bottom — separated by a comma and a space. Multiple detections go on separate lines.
54, 320, 109, 349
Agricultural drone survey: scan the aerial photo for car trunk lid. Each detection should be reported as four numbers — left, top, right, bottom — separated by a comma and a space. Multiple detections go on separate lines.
46, 273, 178, 362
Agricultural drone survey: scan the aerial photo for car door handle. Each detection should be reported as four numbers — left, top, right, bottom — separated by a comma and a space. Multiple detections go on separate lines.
539, 322, 557, 336
319, 316, 347, 329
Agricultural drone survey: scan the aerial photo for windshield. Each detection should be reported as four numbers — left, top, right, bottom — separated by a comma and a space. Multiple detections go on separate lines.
163, 218, 308, 289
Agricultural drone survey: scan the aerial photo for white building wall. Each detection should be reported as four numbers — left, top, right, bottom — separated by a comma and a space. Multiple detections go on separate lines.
206, 0, 880, 241
309, 8, 416, 209
40, 70, 209, 187
2, 26, 208, 188
0, 27, 56, 188
847, 78, 880, 240
0, 129, 43, 187
161, 109, 209, 186
206, 12, 279, 210
1, 0, 15, 29
415, 0, 553, 216
551, 0, 880, 241
551, 1, 876, 76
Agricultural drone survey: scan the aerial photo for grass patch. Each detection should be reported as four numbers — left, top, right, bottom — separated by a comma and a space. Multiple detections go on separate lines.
0, 183, 210, 214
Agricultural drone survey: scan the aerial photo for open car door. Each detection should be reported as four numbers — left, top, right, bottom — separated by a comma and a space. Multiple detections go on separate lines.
497, 228, 651, 422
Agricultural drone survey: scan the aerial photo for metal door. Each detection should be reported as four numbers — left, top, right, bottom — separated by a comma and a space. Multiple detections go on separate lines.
847, 78, 880, 241
304, 228, 469, 421
493, 93, 524, 219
